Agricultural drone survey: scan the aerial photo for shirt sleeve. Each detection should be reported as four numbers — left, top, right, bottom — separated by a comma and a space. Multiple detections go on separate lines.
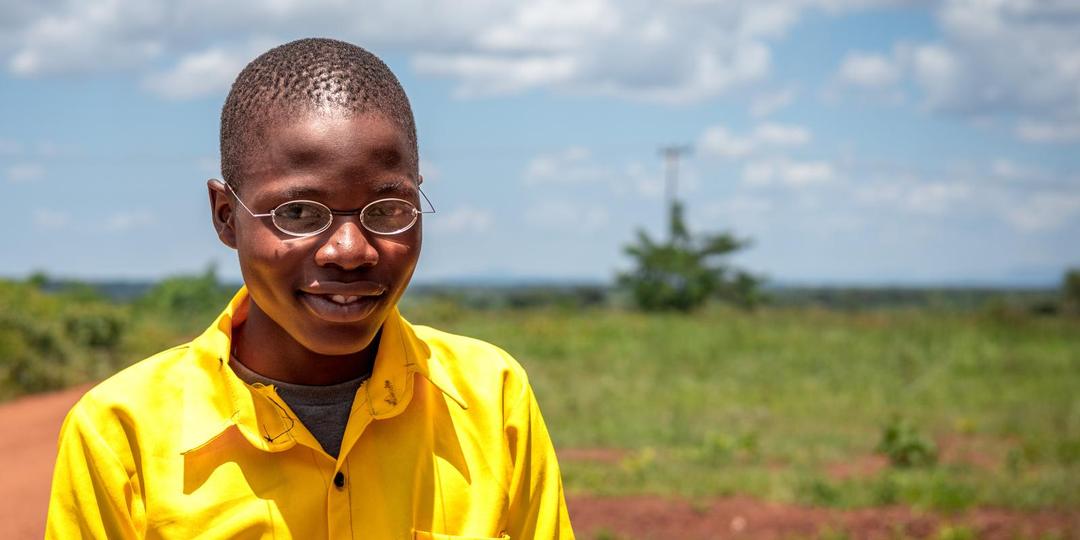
46, 399, 144, 540
504, 382, 575, 539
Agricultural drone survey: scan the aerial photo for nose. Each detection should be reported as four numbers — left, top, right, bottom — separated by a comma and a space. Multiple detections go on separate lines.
314, 218, 379, 270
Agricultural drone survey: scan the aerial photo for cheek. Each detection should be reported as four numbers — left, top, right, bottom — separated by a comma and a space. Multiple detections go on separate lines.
236, 230, 310, 288
377, 236, 421, 267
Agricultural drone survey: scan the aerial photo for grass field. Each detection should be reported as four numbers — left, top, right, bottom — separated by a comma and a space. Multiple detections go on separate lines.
4, 276, 1079, 515
402, 300, 1080, 512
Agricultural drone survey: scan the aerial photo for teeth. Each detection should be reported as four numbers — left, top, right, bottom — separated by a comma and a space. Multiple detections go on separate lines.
329, 294, 359, 304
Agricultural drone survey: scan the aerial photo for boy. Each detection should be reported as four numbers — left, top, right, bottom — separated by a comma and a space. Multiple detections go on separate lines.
46, 38, 574, 539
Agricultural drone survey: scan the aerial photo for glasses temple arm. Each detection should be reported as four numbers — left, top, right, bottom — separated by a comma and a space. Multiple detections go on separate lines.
223, 181, 272, 217
419, 186, 436, 214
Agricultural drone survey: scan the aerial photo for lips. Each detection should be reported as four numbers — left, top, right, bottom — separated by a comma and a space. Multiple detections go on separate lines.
298, 280, 389, 323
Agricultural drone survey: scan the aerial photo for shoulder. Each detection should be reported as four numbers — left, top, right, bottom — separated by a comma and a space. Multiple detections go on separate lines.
413, 325, 525, 374
409, 324, 533, 406
82, 343, 194, 405
65, 343, 195, 437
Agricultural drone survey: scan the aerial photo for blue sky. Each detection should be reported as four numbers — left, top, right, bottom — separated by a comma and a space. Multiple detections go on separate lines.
2, 0, 1078, 285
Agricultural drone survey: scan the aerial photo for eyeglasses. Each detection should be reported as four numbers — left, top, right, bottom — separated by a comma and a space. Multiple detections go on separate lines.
223, 180, 435, 237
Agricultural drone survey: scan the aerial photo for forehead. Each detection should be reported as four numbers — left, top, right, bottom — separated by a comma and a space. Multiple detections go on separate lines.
237, 108, 418, 196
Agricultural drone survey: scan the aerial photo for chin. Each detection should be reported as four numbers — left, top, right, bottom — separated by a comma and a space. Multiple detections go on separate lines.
295, 319, 385, 357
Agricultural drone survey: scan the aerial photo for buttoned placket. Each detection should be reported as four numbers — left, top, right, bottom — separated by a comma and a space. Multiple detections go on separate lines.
181, 288, 472, 538
249, 372, 422, 539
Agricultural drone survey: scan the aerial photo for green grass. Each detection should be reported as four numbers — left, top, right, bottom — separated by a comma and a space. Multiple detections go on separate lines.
402, 302, 1080, 510
4, 275, 1079, 511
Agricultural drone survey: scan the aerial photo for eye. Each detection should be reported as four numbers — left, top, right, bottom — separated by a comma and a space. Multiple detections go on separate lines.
272, 201, 331, 235
277, 201, 322, 220
365, 200, 412, 217
362, 199, 417, 234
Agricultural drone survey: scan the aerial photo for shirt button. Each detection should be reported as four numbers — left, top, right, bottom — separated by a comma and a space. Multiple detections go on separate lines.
333, 472, 345, 489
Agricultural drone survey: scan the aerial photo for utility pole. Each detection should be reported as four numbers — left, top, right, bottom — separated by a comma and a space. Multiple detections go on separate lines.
659, 145, 692, 240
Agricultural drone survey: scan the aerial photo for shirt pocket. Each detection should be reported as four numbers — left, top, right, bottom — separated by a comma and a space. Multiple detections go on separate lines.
413, 530, 511, 540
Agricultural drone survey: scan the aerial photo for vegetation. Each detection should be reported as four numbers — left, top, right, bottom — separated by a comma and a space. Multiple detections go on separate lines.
0, 269, 232, 400
1064, 268, 1080, 316
413, 297, 1080, 511
617, 201, 760, 312
2, 271, 1078, 514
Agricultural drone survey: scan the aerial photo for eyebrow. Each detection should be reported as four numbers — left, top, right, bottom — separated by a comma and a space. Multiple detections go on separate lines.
370, 179, 418, 197
274, 179, 417, 201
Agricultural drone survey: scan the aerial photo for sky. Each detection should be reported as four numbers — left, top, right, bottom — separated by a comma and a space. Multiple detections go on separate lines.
2, 0, 1079, 286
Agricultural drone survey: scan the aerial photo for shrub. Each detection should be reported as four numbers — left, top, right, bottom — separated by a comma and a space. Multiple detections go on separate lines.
877, 415, 938, 468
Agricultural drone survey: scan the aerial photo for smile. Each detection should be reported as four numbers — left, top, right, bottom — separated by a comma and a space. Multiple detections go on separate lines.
297, 288, 386, 323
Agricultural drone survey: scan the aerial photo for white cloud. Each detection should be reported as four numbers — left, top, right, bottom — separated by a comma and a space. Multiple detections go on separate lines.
988, 158, 1037, 181
834, 1, 1080, 142
413, 54, 578, 98
103, 210, 155, 232
523, 146, 611, 185
1014, 119, 1080, 143
0, 138, 22, 155
195, 156, 221, 177
434, 205, 494, 234
0, 1, 900, 104
6, 162, 44, 183
754, 122, 811, 146
419, 159, 441, 183
836, 51, 901, 88
33, 209, 68, 229
525, 200, 609, 231
903, 181, 971, 215
850, 160, 1080, 233
8, 0, 165, 76
617, 161, 664, 200
699, 126, 756, 159
1002, 192, 1080, 232
741, 158, 835, 187
750, 87, 796, 117
142, 46, 254, 100
699, 122, 811, 159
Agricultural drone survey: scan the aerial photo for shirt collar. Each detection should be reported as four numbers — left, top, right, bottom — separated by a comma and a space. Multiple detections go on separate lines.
180, 286, 467, 455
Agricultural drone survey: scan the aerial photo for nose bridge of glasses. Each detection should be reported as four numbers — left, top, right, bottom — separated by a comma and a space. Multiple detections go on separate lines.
323, 212, 375, 249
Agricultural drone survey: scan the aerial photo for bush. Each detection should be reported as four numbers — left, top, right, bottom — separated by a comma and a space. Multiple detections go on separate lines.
0, 278, 132, 399
877, 415, 938, 468
134, 265, 232, 329
1063, 268, 1080, 316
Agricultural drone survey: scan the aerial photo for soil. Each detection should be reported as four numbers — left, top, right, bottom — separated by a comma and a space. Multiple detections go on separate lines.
3, 386, 1076, 540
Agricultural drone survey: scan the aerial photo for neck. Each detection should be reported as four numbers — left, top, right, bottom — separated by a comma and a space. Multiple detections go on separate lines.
232, 301, 379, 386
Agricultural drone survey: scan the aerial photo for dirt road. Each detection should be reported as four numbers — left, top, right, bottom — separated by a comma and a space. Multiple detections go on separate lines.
1, 385, 89, 540
5, 386, 1076, 539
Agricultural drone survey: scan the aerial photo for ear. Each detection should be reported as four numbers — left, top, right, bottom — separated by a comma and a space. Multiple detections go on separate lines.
207, 179, 238, 249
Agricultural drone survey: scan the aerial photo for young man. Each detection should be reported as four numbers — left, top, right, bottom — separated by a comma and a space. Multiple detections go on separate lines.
47, 38, 574, 539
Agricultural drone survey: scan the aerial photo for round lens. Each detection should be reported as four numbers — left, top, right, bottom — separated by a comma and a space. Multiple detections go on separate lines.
272, 201, 332, 236
362, 199, 417, 234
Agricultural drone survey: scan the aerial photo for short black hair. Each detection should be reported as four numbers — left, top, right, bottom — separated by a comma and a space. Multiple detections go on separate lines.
220, 38, 417, 189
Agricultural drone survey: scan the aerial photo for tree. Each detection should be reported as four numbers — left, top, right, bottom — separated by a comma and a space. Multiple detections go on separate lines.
1064, 268, 1080, 316
617, 200, 761, 312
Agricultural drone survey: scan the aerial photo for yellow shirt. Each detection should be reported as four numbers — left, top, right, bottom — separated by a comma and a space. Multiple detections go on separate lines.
46, 287, 574, 539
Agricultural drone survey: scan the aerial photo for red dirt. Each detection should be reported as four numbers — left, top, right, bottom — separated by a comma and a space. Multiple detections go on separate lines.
0, 384, 90, 540
568, 495, 1079, 539
826, 453, 891, 481
3, 386, 1077, 540
559, 447, 628, 463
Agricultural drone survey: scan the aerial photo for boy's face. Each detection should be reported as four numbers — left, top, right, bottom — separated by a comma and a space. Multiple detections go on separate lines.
209, 110, 421, 356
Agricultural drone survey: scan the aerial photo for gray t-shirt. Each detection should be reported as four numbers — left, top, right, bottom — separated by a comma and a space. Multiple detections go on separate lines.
229, 357, 369, 458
